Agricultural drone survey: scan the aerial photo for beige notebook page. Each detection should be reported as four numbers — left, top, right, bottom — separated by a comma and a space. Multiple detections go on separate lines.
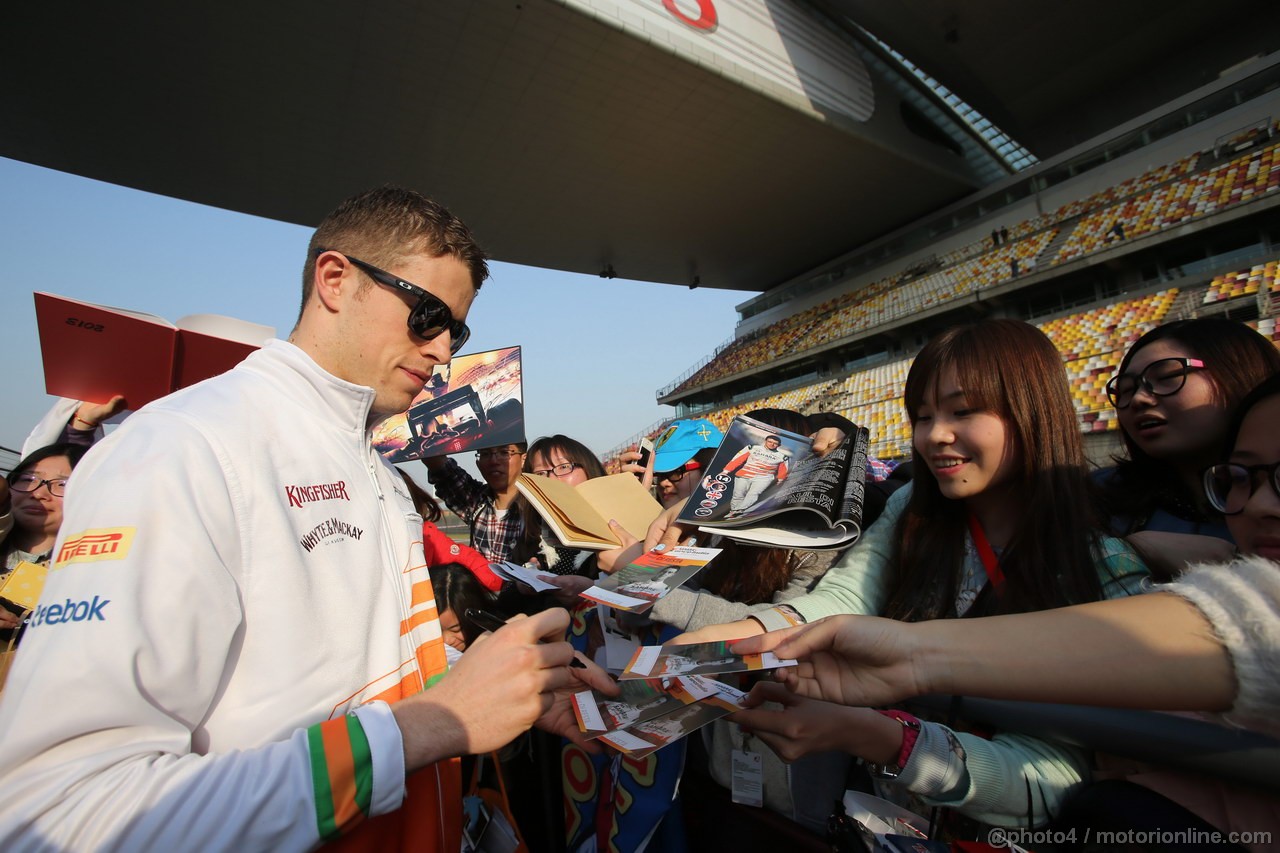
518, 474, 614, 544
573, 474, 663, 541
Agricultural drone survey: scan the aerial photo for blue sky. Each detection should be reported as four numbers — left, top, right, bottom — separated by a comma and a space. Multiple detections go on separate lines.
0, 157, 750, 472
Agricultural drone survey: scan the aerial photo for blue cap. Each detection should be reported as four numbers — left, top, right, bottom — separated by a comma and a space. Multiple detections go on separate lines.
652, 419, 723, 472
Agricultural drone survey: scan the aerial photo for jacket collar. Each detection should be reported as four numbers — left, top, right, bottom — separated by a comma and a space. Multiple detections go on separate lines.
243, 339, 382, 434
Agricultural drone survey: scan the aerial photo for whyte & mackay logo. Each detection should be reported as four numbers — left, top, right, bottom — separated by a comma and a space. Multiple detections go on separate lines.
285, 480, 351, 509
55, 528, 135, 568
299, 518, 365, 552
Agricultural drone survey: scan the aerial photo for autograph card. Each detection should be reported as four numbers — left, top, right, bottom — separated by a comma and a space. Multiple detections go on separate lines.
597, 701, 732, 758
579, 545, 721, 613
666, 675, 751, 712
573, 674, 749, 738
619, 640, 796, 681
571, 678, 685, 737
489, 561, 559, 592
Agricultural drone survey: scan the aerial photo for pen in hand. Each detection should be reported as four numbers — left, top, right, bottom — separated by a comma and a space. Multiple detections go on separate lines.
465, 608, 588, 668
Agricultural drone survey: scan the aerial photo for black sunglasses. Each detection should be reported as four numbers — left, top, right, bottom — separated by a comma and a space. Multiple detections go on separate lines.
316, 248, 471, 354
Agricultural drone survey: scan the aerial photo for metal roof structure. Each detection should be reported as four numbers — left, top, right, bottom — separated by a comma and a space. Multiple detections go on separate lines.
5, 0, 1274, 291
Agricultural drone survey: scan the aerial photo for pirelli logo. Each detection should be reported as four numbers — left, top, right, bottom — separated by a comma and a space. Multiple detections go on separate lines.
55, 528, 135, 567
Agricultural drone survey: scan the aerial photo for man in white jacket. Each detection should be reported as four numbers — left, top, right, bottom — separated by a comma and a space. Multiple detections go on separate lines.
0, 187, 610, 851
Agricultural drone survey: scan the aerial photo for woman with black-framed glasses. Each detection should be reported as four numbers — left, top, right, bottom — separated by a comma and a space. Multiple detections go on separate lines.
1096, 319, 1280, 579
1203, 372, 1280, 555
1, 442, 90, 639
518, 434, 608, 579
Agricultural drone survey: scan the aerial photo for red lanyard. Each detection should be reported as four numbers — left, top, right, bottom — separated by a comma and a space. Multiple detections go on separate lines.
966, 513, 1005, 590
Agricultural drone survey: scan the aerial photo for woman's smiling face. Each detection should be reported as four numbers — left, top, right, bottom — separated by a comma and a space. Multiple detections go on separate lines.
913, 368, 1017, 506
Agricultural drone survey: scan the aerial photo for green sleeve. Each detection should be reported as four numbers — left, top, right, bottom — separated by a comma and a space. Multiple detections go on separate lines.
1095, 535, 1151, 600
788, 483, 911, 622
904, 723, 1091, 827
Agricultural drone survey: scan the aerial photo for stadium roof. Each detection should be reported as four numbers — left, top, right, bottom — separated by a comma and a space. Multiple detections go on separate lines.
5, 0, 1275, 292
828, 0, 1280, 157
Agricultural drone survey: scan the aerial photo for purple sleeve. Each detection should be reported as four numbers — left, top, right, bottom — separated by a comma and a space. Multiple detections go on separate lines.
59, 423, 99, 449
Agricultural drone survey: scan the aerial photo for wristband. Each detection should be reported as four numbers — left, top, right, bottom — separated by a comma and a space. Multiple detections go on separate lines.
73, 415, 98, 429
748, 605, 805, 633
868, 710, 921, 779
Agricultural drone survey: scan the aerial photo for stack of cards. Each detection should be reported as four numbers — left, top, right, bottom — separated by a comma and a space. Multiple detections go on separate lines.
573, 674, 750, 758
571, 642, 798, 758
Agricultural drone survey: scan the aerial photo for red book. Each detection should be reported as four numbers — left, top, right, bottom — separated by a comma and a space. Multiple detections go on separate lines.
34, 292, 275, 410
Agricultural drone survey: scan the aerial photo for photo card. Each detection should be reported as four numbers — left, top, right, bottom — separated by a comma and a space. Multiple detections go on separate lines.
619, 640, 796, 681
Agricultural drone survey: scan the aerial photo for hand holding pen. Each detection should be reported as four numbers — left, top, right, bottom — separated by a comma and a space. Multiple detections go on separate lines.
466, 607, 589, 668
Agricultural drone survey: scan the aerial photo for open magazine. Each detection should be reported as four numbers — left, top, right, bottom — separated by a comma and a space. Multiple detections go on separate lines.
676, 414, 870, 549
373, 345, 525, 462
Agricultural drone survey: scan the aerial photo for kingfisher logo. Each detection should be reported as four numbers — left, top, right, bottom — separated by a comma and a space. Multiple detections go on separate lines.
55, 528, 135, 567
31, 595, 109, 627
299, 518, 365, 552
285, 480, 351, 509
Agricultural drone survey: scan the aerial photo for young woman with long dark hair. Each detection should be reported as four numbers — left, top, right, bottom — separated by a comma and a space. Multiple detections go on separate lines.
680, 319, 1149, 828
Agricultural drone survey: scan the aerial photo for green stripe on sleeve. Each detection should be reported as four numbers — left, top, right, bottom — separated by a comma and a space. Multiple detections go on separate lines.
344, 713, 374, 818
306, 723, 340, 841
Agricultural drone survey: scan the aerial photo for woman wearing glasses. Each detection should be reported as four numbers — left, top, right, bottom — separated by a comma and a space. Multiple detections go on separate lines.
1098, 319, 1280, 579
654, 451, 713, 508
519, 435, 608, 577
643, 418, 723, 508
1, 443, 89, 634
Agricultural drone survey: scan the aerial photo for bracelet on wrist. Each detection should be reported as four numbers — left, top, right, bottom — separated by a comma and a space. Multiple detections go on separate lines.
73, 415, 99, 429
868, 709, 921, 779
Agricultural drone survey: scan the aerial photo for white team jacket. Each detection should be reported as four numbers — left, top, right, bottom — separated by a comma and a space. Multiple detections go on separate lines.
0, 341, 458, 852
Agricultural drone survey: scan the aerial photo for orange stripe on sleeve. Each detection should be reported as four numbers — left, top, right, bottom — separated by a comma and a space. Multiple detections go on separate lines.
415, 638, 448, 682
369, 670, 425, 705
410, 580, 435, 607
400, 606, 439, 636
319, 717, 364, 830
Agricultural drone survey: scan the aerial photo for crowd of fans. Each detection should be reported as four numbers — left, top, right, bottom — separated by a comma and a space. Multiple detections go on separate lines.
0, 187, 1277, 853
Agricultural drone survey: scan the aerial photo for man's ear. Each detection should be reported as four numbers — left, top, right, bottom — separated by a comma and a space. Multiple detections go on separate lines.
313, 251, 352, 313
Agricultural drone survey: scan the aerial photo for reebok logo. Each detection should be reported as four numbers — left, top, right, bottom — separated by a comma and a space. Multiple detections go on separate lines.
55, 528, 135, 568
285, 481, 351, 509
31, 595, 109, 627
299, 518, 365, 552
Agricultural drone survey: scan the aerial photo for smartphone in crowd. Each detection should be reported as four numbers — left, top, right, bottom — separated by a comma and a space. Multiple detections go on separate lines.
635, 437, 653, 478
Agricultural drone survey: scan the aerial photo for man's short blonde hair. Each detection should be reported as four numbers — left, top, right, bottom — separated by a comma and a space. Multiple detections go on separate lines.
299, 186, 489, 318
